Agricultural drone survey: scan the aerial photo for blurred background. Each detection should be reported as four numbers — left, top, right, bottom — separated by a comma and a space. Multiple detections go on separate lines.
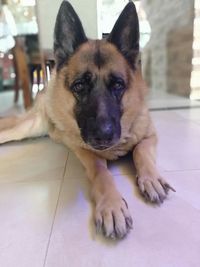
0, 0, 199, 114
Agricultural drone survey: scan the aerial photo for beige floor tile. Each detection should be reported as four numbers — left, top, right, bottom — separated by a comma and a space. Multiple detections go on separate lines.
162, 170, 200, 210
0, 179, 61, 267
175, 108, 200, 121
150, 109, 184, 122
152, 117, 200, 171
44, 173, 200, 267
0, 137, 68, 183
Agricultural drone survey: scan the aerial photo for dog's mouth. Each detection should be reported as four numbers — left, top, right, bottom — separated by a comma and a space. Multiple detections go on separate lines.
87, 138, 119, 151
89, 143, 112, 151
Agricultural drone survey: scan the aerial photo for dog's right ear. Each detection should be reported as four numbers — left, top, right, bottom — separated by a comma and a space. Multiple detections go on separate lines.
54, 1, 87, 70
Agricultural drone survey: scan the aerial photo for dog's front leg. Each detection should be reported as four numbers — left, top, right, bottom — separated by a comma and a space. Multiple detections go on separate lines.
133, 134, 175, 203
74, 148, 133, 239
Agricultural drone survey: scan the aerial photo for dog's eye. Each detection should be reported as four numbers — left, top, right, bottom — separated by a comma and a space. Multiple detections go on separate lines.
112, 80, 125, 91
110, 78, 125, 100
73, 81, 84, 93
109, 77, 125, 91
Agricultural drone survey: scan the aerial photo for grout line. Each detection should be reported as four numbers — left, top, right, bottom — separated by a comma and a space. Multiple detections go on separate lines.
161, 168, 200, 173
150, 105, 200, 111
43, 153, 69, 267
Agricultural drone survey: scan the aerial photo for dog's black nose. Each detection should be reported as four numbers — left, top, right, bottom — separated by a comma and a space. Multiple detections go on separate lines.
91, 119, 114, 148
96, 121, 114, 142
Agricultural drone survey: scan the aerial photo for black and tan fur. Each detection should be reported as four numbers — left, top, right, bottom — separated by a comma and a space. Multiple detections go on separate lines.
0, 1, 175, 239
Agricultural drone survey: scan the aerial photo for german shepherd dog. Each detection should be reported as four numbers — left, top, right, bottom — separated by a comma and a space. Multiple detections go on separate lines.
0, 1, 175, 239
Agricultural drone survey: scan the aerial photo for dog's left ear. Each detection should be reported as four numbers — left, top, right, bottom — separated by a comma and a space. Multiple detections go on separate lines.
54, 1, 87, 70
107, 2, 140, 69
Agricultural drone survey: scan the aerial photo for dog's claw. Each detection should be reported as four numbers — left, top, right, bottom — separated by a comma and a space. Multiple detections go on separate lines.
125, 217, 133, 229
122, 198, 128, 208
142, 191, 151, 202
165, 183, 176, 193
110, 233, 116, 239
158, 194, 165, 204
95, 219, 102, 234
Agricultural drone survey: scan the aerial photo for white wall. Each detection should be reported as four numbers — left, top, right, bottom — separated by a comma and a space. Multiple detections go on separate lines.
98, 0, 129, 36
36, 0, 98, 49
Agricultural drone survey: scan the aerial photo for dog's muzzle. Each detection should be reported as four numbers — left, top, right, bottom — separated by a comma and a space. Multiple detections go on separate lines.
82, 117, 120, 150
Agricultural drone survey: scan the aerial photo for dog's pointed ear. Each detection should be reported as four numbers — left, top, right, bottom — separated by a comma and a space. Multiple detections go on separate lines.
107, 2, 140, 69
54, 1, 87, 70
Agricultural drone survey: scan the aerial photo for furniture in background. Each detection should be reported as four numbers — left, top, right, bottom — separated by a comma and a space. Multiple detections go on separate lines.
12, 33, 54, 108
12, 36, 32, 109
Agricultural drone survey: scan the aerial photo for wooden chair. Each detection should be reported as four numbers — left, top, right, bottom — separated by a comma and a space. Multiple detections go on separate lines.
12, 36, 47, 109
12, 37, 32, 109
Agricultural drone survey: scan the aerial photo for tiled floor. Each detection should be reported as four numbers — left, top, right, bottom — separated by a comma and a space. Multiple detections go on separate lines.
0, 93, 200, 267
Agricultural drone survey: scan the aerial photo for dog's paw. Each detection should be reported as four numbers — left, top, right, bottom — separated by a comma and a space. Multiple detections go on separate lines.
94, 194, 133, 239
137, 176, 176, 204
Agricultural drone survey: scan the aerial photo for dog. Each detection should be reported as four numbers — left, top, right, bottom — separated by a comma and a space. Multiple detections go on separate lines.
0, 1, 175, 239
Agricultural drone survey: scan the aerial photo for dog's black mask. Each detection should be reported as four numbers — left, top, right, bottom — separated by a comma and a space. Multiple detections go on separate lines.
54, 1, 139, 150
73, 72, 124, 150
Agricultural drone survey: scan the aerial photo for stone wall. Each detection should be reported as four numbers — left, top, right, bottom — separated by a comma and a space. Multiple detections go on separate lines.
141, 0, 194, 96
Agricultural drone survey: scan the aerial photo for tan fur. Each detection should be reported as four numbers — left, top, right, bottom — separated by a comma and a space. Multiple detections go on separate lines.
0, 40, 174, 239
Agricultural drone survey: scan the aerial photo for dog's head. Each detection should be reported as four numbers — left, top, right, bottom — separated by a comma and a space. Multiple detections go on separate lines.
53, 1, 140, 150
